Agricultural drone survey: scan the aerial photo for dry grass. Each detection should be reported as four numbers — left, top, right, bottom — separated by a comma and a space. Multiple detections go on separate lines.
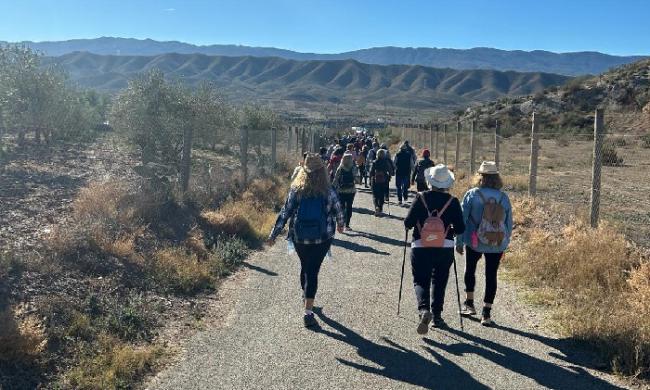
64, 334, 166, 390
149, 248, 214, 295
0, 307, 47, 363
506, 199, 650, 378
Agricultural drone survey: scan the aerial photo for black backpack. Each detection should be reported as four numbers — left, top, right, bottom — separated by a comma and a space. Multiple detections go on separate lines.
339, 168, 355, 189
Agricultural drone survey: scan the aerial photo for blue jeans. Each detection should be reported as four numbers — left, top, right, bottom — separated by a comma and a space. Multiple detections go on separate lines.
396, 175, 410, 202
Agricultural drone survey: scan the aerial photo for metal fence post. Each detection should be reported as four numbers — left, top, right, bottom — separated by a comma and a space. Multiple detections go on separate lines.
494, 119, 500, 169
294, 126, 300, 154
287, 126, 292, 157
434, 125, 440, 160
455, 121, 461, 167
529, 112, 540, 196
240, 127, 249, 185
429, 123, 433, 152
271, 126, 277, 174
590, 108, 605, 228
443, 123, 448, 164
470, 120, 477, 174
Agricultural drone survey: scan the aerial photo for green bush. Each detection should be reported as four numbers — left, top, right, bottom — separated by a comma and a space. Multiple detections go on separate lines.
602, 143, 624, 166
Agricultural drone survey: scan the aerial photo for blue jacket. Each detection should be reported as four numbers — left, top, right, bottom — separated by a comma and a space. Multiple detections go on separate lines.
456, 187, 513, 253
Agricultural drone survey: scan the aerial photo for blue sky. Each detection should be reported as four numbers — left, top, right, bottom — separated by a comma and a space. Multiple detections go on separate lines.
1, 0, 648, 55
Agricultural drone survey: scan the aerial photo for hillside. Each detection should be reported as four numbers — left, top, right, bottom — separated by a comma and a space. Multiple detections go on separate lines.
8, 37, 646, 76
462, 58, 650, 132
44, 52, 571, 110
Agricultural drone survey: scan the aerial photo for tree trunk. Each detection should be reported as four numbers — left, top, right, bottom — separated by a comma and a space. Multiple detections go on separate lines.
180, 126, 194, 193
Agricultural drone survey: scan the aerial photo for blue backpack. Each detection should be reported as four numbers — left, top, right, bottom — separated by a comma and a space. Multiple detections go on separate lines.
294, 196, 328, 241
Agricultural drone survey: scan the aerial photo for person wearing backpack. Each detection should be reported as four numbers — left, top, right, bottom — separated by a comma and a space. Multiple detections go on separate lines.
365, 142, 380, 181
394, 143, 414, 205
328, 147, 344, 180
404, 164, 465, 333
369, 148, 391, 216
268, 154, 345, 328
456, 161, 513, 327
358, 145, 369, 188
333, 153, 358, 230
412, 149, 435, 192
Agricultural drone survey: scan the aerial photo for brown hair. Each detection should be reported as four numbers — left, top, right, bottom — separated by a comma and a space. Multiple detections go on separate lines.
474, 173, 503, 190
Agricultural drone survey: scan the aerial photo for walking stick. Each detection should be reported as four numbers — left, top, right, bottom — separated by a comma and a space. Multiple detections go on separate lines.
397, 230, 408, 316
452, 252, 464, 331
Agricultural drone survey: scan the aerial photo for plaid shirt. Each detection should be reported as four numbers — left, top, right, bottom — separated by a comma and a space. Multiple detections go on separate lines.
269, 187, 345, 244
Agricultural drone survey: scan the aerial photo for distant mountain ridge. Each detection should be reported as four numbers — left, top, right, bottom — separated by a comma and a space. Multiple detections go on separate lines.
43, 52, 571, 110
4, 37, 646, 76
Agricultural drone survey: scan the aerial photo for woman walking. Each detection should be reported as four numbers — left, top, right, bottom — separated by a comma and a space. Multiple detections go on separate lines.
333, 153, 358, 230
404, 165, 465, 334
268, 154, 345, 328
457, 161, 513, 326
412, 149, 435, 192
369, 148, 392, 216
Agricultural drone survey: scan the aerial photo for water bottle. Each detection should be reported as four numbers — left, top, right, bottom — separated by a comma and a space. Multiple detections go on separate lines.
326, 248, 333, 260
287, 239, 296, 255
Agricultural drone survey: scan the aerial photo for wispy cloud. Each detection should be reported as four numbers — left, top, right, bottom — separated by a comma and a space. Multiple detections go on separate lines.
163, 8, 176, 12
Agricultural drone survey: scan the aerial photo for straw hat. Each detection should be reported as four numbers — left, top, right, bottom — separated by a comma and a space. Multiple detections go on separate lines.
477, 161, 499, 175
425, 164, 455, 189
303, 153, 325, 173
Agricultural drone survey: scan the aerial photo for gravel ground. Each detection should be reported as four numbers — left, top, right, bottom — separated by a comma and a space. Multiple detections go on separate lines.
148, 185, 631, 390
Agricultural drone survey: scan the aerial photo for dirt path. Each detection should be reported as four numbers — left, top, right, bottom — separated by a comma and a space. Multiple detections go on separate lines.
148, 185, 630, 390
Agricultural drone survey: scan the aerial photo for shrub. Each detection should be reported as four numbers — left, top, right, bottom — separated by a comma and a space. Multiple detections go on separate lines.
63, 334, 166, 390
602, 143, 624, 166
555, 135, 570, 147
0, 307, 46, 363
148, 248, 213, 294
201, 200, 277, 246
641, 134, 650, 149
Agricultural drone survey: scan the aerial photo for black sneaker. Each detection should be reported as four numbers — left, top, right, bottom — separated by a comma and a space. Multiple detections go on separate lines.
431, 314, 447, 329
481, 308, 494, 327
303, 313, 318, 328
460, 301, 477, 317
417, 310, 432, 335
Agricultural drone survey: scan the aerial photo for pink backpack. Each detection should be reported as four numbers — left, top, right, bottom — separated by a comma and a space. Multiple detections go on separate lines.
416, 194, 453, 248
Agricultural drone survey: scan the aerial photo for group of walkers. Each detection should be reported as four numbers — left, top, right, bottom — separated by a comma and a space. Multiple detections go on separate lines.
268, 133, 513, 334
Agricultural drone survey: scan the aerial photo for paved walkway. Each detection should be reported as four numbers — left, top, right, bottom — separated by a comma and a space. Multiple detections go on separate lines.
149, 186, 628, 390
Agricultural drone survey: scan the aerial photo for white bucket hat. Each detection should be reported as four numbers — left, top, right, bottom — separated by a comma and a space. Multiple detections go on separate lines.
425, 164, 455, 189
477, 161, 499, 175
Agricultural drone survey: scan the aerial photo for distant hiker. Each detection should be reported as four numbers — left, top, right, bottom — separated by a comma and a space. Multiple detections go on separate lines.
291, 152, 309, 181
412, 149, 435, 192
369, 149, 392, 216
346, 143, 358, 161
404, 164, 465, 333
328, 147, 344, 180
333, 154, 358, 230
394, 143, 414, 205
319, 147, 329, 162
268, 154, 345, 328
365, 141, 380, 179
402, 140, 417, 167
379, 143, 394, 202
457, 161, 513, 327
358, 145, 369, 188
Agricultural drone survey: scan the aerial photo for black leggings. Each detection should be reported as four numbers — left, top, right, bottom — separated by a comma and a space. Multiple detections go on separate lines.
411, 247, 454, 315
338, 192, 355, 226
295, 239, 332, 299
464, 246, 503, 305
372, 183, 386, 210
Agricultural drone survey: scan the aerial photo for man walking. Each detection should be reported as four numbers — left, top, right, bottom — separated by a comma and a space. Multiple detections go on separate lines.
394, 143, 413, 205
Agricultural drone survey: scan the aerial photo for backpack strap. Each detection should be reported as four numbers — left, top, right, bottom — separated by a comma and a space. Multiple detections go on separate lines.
418, 192, 433, 216
436, 196, 454, 217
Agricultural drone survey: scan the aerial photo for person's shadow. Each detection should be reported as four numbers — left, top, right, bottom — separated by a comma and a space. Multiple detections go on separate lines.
332, 238, 390, 255
313, 308, 490, 389
424, 327, 624, 390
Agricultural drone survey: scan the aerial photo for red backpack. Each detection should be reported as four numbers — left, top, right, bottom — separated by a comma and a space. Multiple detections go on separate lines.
416, 194, 453, 247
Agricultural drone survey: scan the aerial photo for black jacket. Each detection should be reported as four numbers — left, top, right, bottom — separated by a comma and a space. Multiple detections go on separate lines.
394, 149, 412, 177
369, 157, 392, 184
412, 158, 435, 183
404, 190, 465, 242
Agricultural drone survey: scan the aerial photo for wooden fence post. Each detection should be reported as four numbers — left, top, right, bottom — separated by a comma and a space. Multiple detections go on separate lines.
455, 121, 461, 167
494, 119, 500, 169
429, 123, 433, 152
271, 126, 277, 174
590, 108, 605, 227
240, 127, 249, 185
443, 124, 448, 163
294, 126, 300, 154
470, 120, 477, 174
529, 113, 540, 196
434, 125, 440, 160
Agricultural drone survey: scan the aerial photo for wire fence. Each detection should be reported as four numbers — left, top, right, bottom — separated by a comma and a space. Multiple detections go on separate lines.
386, 111, 650, 249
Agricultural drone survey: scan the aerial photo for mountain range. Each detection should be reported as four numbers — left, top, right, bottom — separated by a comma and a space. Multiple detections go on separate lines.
7, 37, 647, 76
44, 52, 572, 110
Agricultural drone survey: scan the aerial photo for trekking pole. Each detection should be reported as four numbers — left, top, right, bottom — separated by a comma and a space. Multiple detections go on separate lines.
397, 230, 408, 316
452, 252, 464, 331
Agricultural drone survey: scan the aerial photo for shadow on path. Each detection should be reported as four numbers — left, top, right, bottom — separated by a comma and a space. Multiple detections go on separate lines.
242, 261, 279, 276
424, 327, 624, 390
333, 239, 390, 256
313, 308, 490, 390
352, 207, 403, 221
350, 229, 406, 248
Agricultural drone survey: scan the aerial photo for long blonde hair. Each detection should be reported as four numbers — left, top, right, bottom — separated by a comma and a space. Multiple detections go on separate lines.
291, 166, 330, 197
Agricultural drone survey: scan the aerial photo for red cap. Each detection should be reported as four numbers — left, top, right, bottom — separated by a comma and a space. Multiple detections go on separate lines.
422, 149, 431, 158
